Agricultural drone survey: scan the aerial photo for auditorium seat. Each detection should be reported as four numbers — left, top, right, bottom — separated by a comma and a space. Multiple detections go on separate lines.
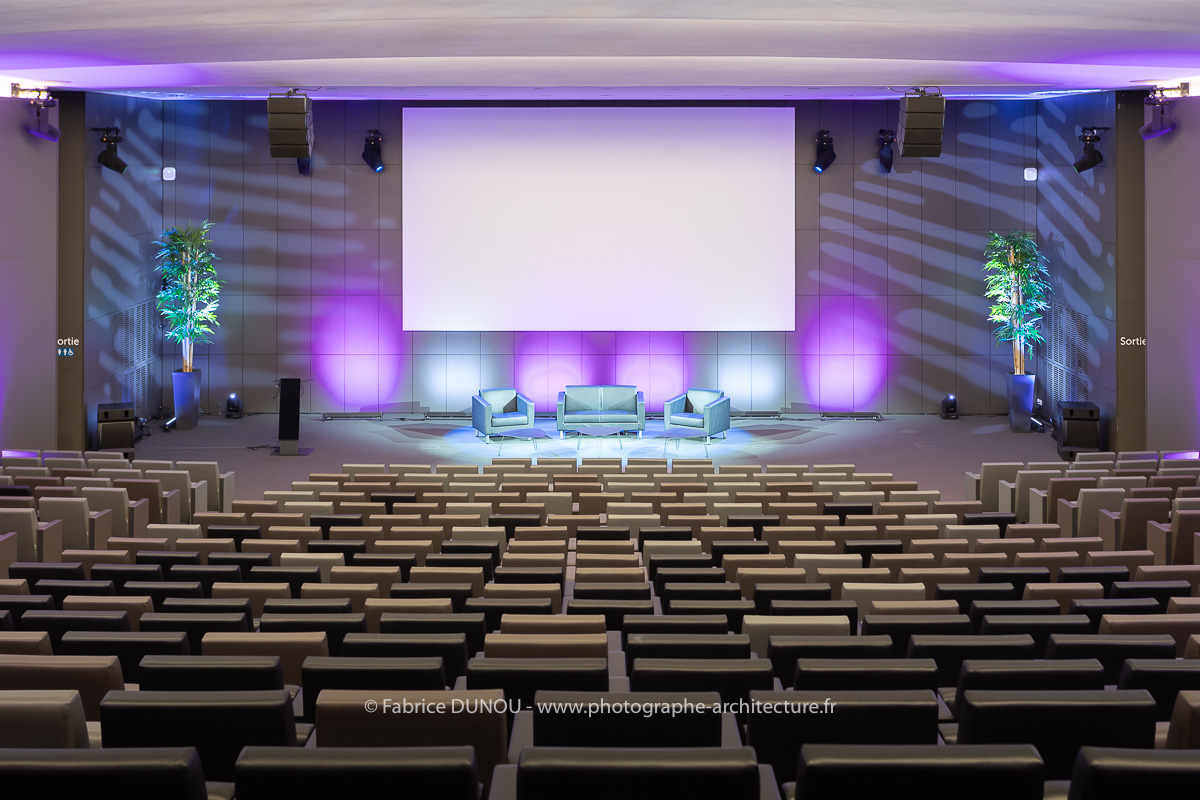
792, 743, 1044, 800
1067, 746, 1200, 799
100, 689, 296, 781
0, 746, 208, 799
234, 745, 481, 800
493, 745, 771, 800
0, 654, 123, 719
0, 689, 90, 748
1165, 690, 1200, 748
314, 688, 508, 791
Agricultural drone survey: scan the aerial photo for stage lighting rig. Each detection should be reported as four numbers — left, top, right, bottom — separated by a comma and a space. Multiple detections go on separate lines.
362, 129, 384, 172
93, 127, 128, 174
878, 129, 895, 173
1073, 127, 1109, 173
813, 130, 836, 173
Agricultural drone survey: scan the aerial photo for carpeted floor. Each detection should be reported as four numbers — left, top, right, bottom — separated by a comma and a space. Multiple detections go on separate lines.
131, 411, 1062, 502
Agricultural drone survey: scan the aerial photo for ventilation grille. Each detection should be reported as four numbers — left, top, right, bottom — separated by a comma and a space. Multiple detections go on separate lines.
1041, 302, 1090, 415
104, 300, 161, 417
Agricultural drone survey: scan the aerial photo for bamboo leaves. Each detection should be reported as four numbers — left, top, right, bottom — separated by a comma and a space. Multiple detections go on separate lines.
156, 220, 221, 372
983, 230, 1051, 376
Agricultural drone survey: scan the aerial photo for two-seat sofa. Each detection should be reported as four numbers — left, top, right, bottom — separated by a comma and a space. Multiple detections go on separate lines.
556, 385, 645, 436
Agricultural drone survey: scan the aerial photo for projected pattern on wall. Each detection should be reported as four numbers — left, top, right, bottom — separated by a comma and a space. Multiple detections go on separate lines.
157, 99, 1042, 416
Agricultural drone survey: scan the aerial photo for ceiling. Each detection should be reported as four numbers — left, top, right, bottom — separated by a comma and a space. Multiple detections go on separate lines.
2, 1, 1199, 100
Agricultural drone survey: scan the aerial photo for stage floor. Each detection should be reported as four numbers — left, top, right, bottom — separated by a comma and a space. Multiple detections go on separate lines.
132, 412, 1062, 502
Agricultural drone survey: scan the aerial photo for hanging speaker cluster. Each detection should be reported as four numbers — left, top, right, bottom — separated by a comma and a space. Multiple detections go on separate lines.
267, 92, 313, 158
898, 91, 945, 158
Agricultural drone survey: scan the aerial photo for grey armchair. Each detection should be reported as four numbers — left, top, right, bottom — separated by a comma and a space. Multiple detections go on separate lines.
472, 388, 535, 443
663, 388, 731, 442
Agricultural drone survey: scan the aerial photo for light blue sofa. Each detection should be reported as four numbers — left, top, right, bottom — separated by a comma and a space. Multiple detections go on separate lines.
556, 385, 646, 436
472, 387, 535, 443
664, 388, 731, 441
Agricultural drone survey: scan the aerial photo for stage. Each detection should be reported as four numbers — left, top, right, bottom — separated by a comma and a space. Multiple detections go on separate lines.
132, 412, 1062, 503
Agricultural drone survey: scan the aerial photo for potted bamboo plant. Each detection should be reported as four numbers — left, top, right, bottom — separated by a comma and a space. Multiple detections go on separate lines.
983, 230, 1052, 432
156, 220, 221, 430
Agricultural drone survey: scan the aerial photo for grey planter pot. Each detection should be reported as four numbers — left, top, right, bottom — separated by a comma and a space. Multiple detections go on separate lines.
172, 368, 202, 430
1008, 373, 1036, 433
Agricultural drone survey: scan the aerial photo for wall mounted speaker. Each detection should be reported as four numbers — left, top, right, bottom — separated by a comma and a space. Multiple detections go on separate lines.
267, 94, 313, 158
898, 94, 945, 157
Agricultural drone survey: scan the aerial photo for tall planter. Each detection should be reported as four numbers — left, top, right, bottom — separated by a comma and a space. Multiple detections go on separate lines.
983, 231, 1052, 432
1007, 373, 1036, 434
156, 220, 221, 426
172, 368, 202, 430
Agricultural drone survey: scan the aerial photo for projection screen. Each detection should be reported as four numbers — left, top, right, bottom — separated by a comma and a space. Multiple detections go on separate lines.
401, 106, 795, 331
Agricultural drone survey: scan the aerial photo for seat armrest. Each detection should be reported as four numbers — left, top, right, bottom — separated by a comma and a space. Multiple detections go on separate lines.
218, 472, 234, 513
1057, 499, 1079, 539
636, 391, 646, 427
472, 394, 492, 435
703, 396, 731, 436
0, 531, 16, 578
1146, 520, 1172, 566
1028, 488, 1048, 524
664, 394, 687, 420
556, 392, 567, 429
508, 709, 534, 763
516, 392, 535, 421
189, 479, 209, 520
35, 519, 63, 562
128, 497, 150, 538
490, 765, 518, 800
965, 472, 981, 502
998, 481, 1016, 515
161, 488, 182, 525
88, 508, 113, 549
1098, 509, 1121, 551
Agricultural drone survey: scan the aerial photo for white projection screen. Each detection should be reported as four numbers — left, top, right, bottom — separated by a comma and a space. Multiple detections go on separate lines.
401, 106, 795, 331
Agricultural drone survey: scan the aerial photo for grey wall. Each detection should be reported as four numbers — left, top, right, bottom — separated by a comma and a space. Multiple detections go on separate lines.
0, 97, 59, 449
158, 98, 1037, 418
1145, 96, 1200, 451
1035, 92, 1120, 434
80, 93, 165, 438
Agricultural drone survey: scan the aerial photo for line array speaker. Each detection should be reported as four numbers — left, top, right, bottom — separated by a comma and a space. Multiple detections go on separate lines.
267, 94, 313, 159
898, 94, 946, 157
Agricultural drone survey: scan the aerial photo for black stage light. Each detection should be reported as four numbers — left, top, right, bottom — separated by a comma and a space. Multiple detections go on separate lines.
25, 99, 60, 142
93, 127, 128, 173
940, 393, 958, 420
1073, 127, 1109, 173
226, 392, 244, 419
878, 129, 895, 173
362, 129, 384, 172
813, 130, 836, 173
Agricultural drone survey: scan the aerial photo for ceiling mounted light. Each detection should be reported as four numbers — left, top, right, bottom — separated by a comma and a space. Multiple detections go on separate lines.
1141, 89, 1181, 140
1073, 127, 1109, 173
813, 129, 836, 173
24, 98, 60, 142
878, 129, 896, 173
362, 129, 384, 172
93, 127, 128, 174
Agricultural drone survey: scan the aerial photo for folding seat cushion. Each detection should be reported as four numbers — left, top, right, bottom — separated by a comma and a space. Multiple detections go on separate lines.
0, 747, 207, 799
100, 689, 295, 782
235, 746, 480, 800
793, 743, 1045, 800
